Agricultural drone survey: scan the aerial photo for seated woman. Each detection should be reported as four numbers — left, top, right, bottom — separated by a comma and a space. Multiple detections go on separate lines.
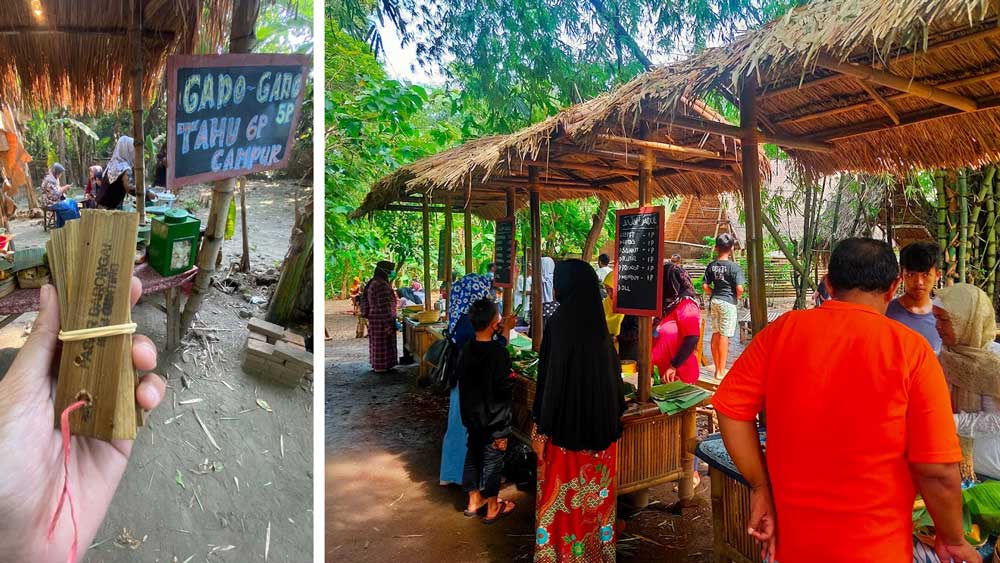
934, 284, 1000, 480
40, 163, 79, 228
83, 165, 102, 209
97, 136, 134, 210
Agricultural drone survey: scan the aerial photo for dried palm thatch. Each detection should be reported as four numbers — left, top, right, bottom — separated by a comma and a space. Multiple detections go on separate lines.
565, 0, 1000, 179
0, 0, 232, 114
352, 95, 765, 220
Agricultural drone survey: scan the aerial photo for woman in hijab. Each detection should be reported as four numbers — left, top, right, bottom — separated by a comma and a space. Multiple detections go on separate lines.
935, 284, 1000, 480
652, 262, 701, 385
41, 163, 79, 227
83, 165, 102, 209
531, 259, 625, 562
363, 260, 398, 373
440, 274, 493, 487
97, 136, 135, 210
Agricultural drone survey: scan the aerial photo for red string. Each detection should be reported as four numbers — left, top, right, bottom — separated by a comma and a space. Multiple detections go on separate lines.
48, 399, 87, 563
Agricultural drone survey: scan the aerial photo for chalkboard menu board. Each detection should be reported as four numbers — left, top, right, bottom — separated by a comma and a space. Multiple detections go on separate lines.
493, 218, 516, 288
166, 53, 310, 189
613, 207, 664, 315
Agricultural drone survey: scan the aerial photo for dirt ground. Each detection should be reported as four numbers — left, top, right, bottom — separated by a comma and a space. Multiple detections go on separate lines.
326, 296, 772, 563
0, 177, 314, 562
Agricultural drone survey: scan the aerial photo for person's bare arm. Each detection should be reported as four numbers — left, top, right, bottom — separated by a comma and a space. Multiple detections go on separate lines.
702, 283, 711, 296
910, 462, 970, 548
718, 413, 776, 560
736, 284, 745, 300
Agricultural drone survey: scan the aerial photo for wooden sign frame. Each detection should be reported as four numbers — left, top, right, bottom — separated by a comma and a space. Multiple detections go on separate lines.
612, 206, 665, 316
492, 217, 516, 288
166, 53, 311, 190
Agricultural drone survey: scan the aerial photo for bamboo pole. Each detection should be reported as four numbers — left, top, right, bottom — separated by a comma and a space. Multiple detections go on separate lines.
740, 77, 768, 335
464, 206, 473, 275
995, 172, 1000, 299
131, 0, 146, 225
180, 179, 236, 333
637, 148, 654, 405
855, 79, 900, 125
596, 134, 720, 159
986, 169, 997, 300
972, 167, 996, 278
937, 171, 948, 273
529, 168, 543, 352
959, 170, 969, 283
649, 115, 835, 153
422, 194, 432, 312
444, 195, 453, 309
239, 178, 250, 272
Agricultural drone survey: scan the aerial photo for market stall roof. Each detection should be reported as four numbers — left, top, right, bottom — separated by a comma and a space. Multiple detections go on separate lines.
352, 95, 768, 220
565, 0, 1000, 178
0, 1, 229, 113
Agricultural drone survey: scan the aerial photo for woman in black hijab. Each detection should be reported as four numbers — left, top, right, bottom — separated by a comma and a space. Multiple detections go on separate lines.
530, 259, 624, 562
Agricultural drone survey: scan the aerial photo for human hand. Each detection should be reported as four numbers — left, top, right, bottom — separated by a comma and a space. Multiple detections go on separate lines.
0, 279, 164, 562
935, 536, 982, 563
493, 438, 508, 452
748, 484, 777, 562
664, 366, 678, 382
500, 315, 517, 334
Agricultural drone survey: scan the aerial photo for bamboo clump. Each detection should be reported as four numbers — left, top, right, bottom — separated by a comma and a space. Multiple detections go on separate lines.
48, 210, 140, 441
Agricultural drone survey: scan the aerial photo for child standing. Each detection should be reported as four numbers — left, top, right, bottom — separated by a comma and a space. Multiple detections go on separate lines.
458, 297, 516, 524
702, 233, 745, 378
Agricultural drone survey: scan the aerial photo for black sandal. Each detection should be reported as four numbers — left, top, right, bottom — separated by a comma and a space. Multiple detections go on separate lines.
482, 500, 515, 525
463, 504, 488, 518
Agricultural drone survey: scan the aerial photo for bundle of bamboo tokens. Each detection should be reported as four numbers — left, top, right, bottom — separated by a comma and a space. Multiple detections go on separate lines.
47, 210, 141, 441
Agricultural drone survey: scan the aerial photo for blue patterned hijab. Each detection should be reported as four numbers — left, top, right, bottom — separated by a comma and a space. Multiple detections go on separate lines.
448, 274, 492, 334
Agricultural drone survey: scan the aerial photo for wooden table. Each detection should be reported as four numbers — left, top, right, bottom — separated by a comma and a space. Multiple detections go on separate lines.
401, 317, 445, 381
511, 373, 698, 498
696, 433, 765, 563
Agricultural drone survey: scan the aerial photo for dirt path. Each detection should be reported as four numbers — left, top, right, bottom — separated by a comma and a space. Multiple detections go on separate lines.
326, 299, 718, 562
1, 178, 314, 562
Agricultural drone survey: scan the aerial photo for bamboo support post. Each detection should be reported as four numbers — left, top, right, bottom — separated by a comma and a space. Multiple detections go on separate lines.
679, 409, 697, 504
959, 170, 969, 283
637, 148, 654, 404
239, 178, 250, 272
995, 174, 1000, 299
971, 167, 995, 279
596, 134, 720, 159
986, 169, 997, 300
131, 0, 145, 226
464, 206, 473, 275
740, 77, 768, 335
23, 163, 38, 210
444, 196, 453, 307
503, 187, 515, 322
529, 167, 543, 352
937, 172, 949, 274
422, 194, 432, 312
180, 179, 236, 334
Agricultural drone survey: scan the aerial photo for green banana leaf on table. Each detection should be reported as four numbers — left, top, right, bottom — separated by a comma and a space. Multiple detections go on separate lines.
649, 382, 711, 415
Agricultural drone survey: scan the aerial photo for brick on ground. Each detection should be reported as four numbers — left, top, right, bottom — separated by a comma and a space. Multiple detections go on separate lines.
248, 318, 285, 341
243, 354, 302, 386
273, 340, 313, 370
282, 330, 306, 348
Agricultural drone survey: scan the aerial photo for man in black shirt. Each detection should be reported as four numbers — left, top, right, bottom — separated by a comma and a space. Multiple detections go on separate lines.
702, 233, 746, 378
458, 298, 516, 523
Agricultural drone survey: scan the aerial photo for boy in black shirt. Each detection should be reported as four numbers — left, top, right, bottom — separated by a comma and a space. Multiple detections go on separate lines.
459, 297, 516, 524
702, 233, 746, 378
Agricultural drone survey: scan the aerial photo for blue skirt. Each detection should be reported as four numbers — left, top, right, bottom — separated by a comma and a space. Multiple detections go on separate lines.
439, 384, 468, 485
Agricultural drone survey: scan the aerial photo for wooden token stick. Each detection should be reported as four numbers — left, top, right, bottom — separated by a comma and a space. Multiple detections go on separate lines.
52, 210, 140, 441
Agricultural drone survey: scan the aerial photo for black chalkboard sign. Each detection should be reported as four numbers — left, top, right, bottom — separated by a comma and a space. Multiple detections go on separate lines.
493, 218, 516, 288
613, 207, 664, 316
166, 54, 310, 189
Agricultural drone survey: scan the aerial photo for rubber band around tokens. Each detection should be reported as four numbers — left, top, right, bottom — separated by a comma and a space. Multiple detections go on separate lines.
57, 322, 137, 342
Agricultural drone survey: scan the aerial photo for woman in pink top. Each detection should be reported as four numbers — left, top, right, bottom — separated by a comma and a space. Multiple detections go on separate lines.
652, 262, 701, 384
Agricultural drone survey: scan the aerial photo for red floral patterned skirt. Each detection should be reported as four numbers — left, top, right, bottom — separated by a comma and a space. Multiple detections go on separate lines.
534, 442, 617, 562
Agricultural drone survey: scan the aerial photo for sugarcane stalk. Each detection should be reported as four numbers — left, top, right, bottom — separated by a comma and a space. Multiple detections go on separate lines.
959, 169, 969, 283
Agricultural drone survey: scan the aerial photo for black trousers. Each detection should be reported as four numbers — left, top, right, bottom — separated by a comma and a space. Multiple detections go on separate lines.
462, 437, 505, 498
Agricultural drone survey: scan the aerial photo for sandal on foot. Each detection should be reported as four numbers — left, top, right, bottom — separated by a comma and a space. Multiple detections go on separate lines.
463, 504, 488, 518
483, 500, 515, 525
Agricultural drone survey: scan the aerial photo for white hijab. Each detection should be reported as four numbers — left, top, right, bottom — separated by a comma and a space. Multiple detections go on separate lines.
541, 257, 555, 303
105, 136, 135, 184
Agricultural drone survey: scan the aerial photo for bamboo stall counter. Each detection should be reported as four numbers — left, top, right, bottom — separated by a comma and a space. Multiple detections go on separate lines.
49, 210, 141, 442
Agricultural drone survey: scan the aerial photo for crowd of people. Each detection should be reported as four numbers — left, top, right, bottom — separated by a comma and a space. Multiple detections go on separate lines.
354, 233, 1000, 562
40, 136, 170, 229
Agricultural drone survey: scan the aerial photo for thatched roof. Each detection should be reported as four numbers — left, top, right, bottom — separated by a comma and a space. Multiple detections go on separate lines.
0, 1, 231, 113
352, 95, 767, 220
566, 0, 1000, 178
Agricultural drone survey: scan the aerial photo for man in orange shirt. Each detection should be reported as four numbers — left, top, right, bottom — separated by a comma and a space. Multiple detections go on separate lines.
714, 238, 977, 563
